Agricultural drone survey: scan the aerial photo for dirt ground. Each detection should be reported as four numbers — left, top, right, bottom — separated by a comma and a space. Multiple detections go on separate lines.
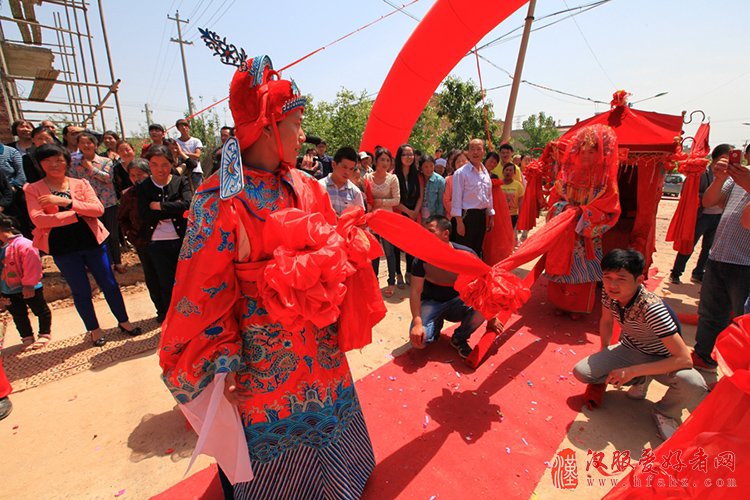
40, 249, 145, 304
0, 197, 712, 499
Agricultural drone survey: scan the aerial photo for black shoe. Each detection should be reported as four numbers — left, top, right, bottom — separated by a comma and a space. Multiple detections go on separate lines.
668, 274, 681, 284
450, 337, 472, 359
690, 275, 703, 284
0, 397, 12, 420
91, 331, 107, 347
119, 324, 142, 336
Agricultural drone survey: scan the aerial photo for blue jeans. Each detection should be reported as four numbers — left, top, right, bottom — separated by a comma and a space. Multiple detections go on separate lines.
670, 213, 721, 279
372, 236, 397, 286
53, 244, 129, 331
411, 296, 485, 343
694, 259, 750, 366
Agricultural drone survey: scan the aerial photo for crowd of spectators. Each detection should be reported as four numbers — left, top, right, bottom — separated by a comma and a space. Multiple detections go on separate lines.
1, 114, 748, 445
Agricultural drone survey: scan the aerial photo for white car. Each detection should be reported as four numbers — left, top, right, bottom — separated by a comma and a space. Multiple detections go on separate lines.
663, 173, 686, 197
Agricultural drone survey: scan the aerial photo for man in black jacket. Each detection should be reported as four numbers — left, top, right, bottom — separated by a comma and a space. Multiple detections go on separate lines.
138, 145, 193, 321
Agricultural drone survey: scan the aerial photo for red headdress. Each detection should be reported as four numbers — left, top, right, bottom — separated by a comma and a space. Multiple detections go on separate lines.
558, 124, 619, 206
200, 29, 306, 162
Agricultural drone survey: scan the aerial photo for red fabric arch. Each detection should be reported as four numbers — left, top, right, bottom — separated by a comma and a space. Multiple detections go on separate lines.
360, 0, 528, 152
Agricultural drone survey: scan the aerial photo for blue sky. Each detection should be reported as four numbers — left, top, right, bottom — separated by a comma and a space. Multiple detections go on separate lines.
4, 0, 749, 147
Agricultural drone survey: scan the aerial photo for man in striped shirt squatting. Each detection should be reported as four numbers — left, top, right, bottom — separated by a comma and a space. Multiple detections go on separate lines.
573, 249, 708, 440
318, 146, 365, 217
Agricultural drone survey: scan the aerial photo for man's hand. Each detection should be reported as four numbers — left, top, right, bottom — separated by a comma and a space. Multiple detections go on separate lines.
149, 201, 161, 211
606, 366, 635, 388
713, 158, 730, 183
22, 286, 35, 299
300, 153, 315, 171
223, 372, 250, 405
409, 322, 426, 349
486, 215, 494, 232
456, 219, 466, 236
728, 163, 750, 192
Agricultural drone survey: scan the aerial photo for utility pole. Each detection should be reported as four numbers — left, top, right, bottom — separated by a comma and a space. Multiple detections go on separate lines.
501, 0, 536, 144
143, 103, 153, 127
168, 10, 194, 117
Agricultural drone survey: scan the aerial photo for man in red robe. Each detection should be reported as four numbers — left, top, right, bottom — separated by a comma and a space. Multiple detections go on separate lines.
159, 53, 377, 498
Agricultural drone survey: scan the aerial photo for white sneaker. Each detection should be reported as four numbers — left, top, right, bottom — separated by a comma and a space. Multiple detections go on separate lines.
625, 380, 649, 400
653, 411, 679, 440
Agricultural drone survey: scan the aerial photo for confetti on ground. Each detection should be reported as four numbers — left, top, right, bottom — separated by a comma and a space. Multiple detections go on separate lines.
569, 349, 577, 355
12, 425, 18, 430
527, 380, 534, 387
522, 438, 529, 446
115, 489, 126, 497
544, 461, 552, 468
165, 448, 174, 454
465, 436, 472, 441
455, 371, 461, 378
388, 376, 397, 381
423, 415, 429, 429
531, 401, 538, 405
68, 395, 77, 402
545, 416, 553, 422
506, 447, 511, 454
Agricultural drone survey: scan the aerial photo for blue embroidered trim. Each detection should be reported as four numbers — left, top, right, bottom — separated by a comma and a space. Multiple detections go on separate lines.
244, 382, 363, 463
249, 55, 273, 87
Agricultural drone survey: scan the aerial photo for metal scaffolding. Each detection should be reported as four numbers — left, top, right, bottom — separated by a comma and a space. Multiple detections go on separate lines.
0, 0, 123, 137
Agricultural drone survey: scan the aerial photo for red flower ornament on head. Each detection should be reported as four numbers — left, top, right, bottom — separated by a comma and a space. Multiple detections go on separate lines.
199, 28, 305, 159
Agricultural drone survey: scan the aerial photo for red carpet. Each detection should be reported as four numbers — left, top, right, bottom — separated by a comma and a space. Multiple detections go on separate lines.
150, 464, 223, 500
358, 278, 603, 499
153, 272, 665, 499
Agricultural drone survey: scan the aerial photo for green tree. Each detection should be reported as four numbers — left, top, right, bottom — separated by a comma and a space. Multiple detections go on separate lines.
408, 103, 441, 155
518, 112, 559, 154
303, 88, 372, 152
435, 76, 500, 152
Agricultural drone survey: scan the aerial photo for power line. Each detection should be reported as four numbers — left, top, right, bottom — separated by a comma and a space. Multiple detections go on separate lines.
382, 0, 607, 105
147, 2, 177, 100
475, 0, 612, 51
561, 0, 615, 87
381, 0, 420, 22
521, 79, 608, 104
187, 0, 207, 19
188, 0, 236, 42
184, 0, 218, 39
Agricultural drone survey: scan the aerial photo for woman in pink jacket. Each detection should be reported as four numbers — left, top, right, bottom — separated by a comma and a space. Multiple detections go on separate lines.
25, 143, 140, 346
0, 213, 51, 349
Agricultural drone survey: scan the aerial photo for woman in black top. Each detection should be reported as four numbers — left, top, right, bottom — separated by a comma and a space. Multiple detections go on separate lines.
26, 143, 141, 346
393, 143, 423, 287
137, 145, 193, 318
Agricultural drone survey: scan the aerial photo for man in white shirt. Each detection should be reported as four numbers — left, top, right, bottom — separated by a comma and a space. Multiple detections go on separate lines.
450, 138, 494, 255
318, 146, 364, 217
175, 118, 204, 188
